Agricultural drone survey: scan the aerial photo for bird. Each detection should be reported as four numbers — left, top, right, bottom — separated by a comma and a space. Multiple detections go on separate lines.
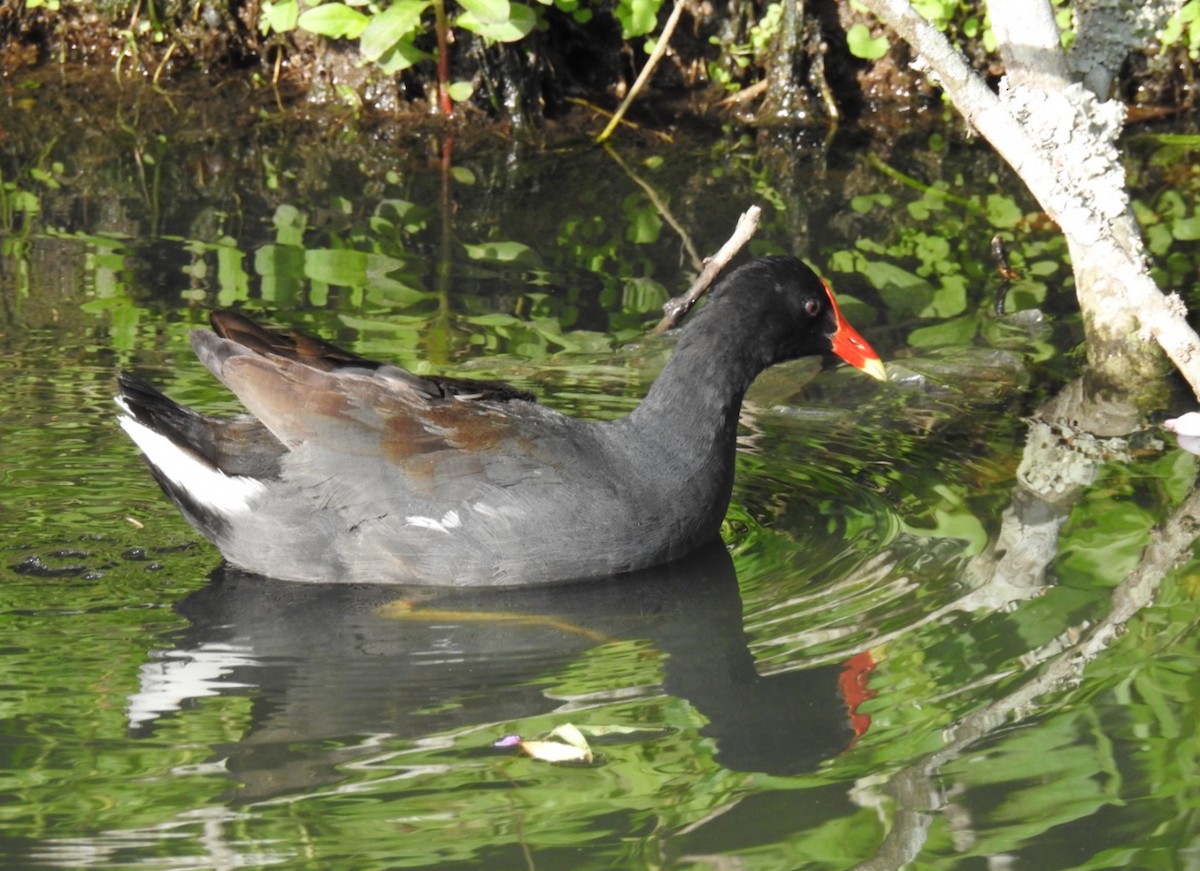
116, 255, 886, 586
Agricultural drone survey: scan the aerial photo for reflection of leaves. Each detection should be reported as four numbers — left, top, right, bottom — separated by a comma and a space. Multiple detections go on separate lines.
304, 248, 375, 286
900, 484, 987, 553
944, 711, 1119, 847
303, 248, 425, 302
462, 240, 541, 265
621, 277, 668, 313
1059, 471, 1160, 587
622, 196, 663, 244
254, 244, 305, 304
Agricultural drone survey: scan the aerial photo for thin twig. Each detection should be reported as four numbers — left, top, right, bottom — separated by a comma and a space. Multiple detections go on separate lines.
565, 97, 675, 143
596, 0, 686, 144
652, 205, 762, 334
715, 79, 769, 108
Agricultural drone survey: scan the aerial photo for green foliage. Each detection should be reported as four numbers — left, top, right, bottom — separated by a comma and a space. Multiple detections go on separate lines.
1130, 134, 1200, 300
707, 2, 784, 90
296, 1, 370, 38
1160, 0, 1200, 60
456, 0, 539, 42
261, 0, 540, 78
614, 0, 663, 39
846, 22, 889, 60
828, 149, 1064, 353
359, 0, 430, 70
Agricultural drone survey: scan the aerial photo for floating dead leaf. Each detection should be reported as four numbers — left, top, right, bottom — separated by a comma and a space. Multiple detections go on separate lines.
514, 739, 594, 764
494, 722, 596, 764
493, 722, 674, 765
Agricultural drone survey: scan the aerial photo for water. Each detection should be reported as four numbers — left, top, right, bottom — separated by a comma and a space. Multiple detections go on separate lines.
2, 89, 1199, 869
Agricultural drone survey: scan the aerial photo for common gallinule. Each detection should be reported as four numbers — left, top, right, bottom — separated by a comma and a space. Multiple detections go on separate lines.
117, 255, 885, 586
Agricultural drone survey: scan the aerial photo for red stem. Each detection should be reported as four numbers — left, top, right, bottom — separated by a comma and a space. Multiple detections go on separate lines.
433, 0, 453, 117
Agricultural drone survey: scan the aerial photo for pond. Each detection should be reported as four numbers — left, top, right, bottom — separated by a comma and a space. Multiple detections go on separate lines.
2, 84, 1199, 869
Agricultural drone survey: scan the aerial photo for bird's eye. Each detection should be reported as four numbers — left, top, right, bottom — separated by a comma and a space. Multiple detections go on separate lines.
805, 299, 821, 317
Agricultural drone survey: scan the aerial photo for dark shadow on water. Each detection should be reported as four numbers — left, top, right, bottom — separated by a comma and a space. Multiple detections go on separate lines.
129, 541, 862, 796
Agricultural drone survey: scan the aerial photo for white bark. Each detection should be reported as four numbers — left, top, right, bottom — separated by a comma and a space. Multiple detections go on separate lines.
1070, 0, 1185, 97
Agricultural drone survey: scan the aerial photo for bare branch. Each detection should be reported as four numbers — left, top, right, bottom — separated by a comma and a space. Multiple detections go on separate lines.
596, 0, 686, 144
652, 205, 762, 334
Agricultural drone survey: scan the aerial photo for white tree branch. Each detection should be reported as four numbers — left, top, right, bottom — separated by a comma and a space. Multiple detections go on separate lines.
855, 0, 1200, 401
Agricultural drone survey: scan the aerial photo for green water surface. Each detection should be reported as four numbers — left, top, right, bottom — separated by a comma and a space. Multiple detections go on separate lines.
1, 100, 1199, 870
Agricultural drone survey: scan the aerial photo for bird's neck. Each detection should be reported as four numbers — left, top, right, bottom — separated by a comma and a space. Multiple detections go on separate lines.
622, 312, 765, 484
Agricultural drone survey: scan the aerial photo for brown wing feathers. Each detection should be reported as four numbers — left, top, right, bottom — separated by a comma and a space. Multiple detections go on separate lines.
208, 310, 536, 403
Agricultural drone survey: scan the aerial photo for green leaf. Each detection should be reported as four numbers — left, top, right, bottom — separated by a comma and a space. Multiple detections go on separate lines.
846, 22, 889, 60
263, 0, 299, 32
297, 2, 369, 39
1172, 215, 1200, 241
373, 199, 426, 234
859, 260, 934, 316
614, 0, 662, 38
447, 81, 475, 102
360, 0, 429, 61
376, 40, 428, 73
1147, 222, 1174, 256
908, 315, 978, 348
986, 193, 1024, 228
456, 0, 538, 43
921, 274, 968, 318
850, 192, 893, 213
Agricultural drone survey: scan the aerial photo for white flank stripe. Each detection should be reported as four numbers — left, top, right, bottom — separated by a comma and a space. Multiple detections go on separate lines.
404, 510, 461, 534
117, 400, 266, 514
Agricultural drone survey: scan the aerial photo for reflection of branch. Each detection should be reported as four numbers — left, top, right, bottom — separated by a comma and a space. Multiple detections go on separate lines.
850, 478, 1200, 870
653, 205, 762, 334
603, 144, 703, 270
